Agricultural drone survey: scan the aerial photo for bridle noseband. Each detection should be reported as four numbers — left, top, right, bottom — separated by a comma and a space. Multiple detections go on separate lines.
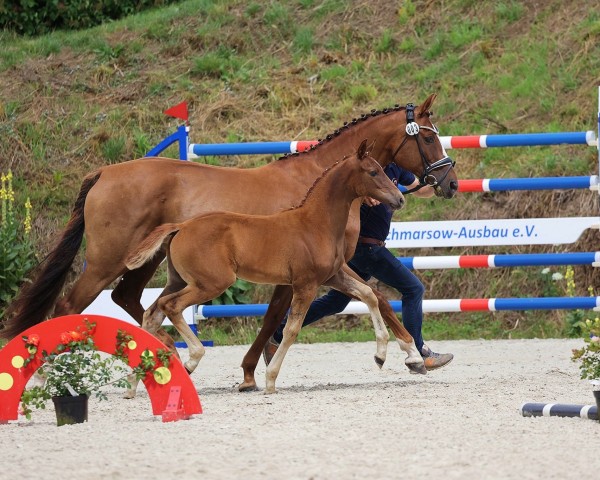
392, 103, 455, 194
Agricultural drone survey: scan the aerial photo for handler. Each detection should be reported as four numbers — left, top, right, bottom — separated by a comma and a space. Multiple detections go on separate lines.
263, 162, 454, 370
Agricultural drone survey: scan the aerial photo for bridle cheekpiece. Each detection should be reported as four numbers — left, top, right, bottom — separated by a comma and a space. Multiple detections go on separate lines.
393, 103, 455, 194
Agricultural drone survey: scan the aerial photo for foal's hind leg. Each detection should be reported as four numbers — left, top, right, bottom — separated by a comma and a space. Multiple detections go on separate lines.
123, 262, 189, 399
111, 253, 178, 354
323, 266, 389, 367
158, 280, 232, 373
239, 284, 294, 392
123, 301, 166, 399
265, 283, 318, 394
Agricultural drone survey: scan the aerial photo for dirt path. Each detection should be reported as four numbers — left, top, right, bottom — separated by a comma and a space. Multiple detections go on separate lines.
2, 339, 599, 479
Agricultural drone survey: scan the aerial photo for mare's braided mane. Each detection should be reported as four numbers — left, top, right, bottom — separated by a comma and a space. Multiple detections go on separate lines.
277, 104, 411, 162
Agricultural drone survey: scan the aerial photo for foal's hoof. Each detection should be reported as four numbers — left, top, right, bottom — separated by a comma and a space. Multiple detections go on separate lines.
238, 381, 259, 392
374, 355, 385, 369
406, 361, 427, 375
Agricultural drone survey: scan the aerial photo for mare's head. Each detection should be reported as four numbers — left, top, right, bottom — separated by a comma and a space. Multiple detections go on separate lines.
353, 139, 405, 210
386, 94, 458, 199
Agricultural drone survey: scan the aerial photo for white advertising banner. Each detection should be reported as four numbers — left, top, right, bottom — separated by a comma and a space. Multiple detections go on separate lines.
386, 217, 600, 248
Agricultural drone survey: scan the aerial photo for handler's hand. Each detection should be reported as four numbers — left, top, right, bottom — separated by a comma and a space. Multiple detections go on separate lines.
363, 197, 381, 207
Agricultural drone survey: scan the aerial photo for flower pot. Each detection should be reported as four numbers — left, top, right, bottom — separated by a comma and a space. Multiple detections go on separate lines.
52, 395, 89, 426
594, 390, 600, 423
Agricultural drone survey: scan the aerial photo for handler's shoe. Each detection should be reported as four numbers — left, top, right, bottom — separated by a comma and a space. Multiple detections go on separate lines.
262, 335, 280, 366
421, 344, 453, 370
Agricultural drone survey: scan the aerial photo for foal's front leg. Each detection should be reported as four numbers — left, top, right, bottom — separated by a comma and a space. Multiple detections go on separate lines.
264, 284, 318, 394
371, 288, 426, 374
328, 264, 425, 375
323, 266, 389, 367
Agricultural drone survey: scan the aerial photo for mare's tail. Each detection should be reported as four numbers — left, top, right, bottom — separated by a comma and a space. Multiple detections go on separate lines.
125, 223, 181, 271
0, 171, 102, 340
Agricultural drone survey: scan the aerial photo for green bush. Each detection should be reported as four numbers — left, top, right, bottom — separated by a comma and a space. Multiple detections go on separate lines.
0, 0, 182, 37
0, 170, 36, 317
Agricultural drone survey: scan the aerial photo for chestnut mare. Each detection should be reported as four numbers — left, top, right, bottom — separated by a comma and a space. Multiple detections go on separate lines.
2, 94, 458, 387
126, 141, 405, 393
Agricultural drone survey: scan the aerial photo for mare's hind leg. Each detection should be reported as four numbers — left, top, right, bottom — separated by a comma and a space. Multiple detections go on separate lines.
111, 253, 178, 355
323, 266, 389, 367
239, 285, 293, 392
54, 260, 125, 316
265, 283, 318, 394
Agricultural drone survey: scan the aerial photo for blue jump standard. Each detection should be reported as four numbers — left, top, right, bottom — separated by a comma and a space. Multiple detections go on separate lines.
520, 402, 598, 420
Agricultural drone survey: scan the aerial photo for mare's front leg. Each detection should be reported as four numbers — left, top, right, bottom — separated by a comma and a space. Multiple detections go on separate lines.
264, 284, 318, 394
324, 265, 389, 367
239, 284, 293, 392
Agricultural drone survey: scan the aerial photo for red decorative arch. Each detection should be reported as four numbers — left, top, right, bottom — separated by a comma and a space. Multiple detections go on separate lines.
0, 314, 201, 423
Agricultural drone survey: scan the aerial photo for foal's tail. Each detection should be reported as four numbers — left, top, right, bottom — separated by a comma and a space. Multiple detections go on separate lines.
0, 171, 102, 340
125, 223, 181, 271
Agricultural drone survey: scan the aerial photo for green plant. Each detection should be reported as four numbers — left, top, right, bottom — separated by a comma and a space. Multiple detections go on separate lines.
0, 0, 181, 37
101, 136, 127, 163
293, 26, 315, 54
397, 0, 416, 25
19, 322, 172, 419
375, 29, 394, 54
0, 170, 36, 317
348, 84, 377, 104
213, 279, 253, 305
564, 265, 587, 337
571, 316, 600, 381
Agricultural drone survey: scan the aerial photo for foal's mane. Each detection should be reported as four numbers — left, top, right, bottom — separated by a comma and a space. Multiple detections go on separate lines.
284, 156, 348, 211
277, 103, 432, 162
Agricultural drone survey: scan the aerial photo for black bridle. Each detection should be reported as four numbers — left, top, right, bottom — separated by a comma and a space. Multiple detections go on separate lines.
391, 103, 455, 194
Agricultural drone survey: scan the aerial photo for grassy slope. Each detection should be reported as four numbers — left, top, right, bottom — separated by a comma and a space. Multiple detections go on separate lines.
1, 0, 599, 343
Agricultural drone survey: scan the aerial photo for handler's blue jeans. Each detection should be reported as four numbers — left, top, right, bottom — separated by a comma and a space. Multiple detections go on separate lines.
273, 244, 425, 351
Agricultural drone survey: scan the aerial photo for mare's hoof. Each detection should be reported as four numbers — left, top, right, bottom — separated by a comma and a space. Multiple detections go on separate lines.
374, 355, 385, 368
406, 361, 427, 375
122, 391, 136, 400
238, 382, 259, 392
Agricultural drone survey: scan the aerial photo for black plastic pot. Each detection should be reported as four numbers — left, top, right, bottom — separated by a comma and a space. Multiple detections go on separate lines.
52, 395, 89, 426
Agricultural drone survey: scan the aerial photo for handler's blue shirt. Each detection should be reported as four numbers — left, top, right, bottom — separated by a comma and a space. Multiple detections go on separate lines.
359, 163, 416, 241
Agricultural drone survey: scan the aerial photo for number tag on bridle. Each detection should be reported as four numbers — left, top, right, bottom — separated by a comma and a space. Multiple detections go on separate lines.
405, 122, 420, 136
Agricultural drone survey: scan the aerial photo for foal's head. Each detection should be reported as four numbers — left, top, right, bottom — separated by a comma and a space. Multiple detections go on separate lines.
354, 140, 405, 210
387, 94, 458, 199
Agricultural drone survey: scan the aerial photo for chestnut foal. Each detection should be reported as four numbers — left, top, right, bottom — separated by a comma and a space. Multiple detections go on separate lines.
125, 140, 416, 393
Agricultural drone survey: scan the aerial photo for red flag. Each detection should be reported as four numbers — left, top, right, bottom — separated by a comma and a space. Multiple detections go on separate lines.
163, 101, 188, 121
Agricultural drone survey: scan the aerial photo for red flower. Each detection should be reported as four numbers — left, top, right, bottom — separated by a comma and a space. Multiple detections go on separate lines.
60, 331, 73, 344
70, 330, 83, 342
26, 334, 40, 346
